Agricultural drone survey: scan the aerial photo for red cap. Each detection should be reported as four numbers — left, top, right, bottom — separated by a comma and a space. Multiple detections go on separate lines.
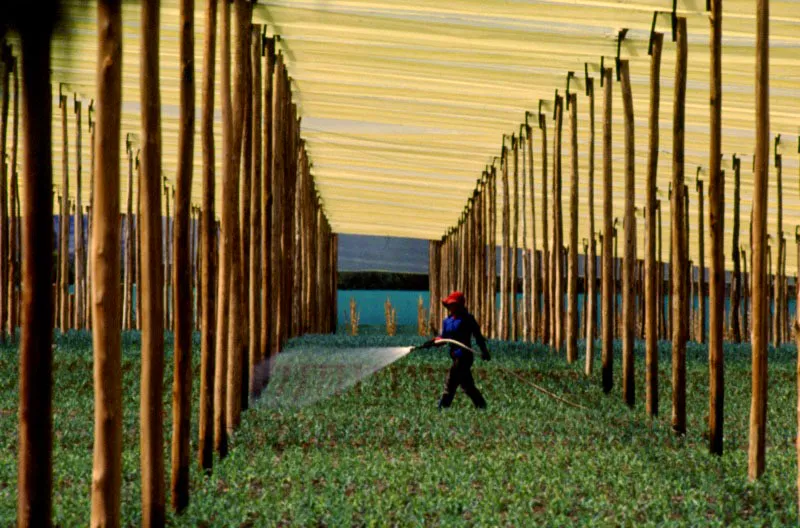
442, 291, 465, 307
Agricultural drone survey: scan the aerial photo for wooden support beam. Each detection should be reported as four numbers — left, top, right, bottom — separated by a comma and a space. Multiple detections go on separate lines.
269, 56, 284, 354
601, 66, 613, 394
170, 0, 195, 511
87, 109, 95, 332
74, 98, 84, 331
214, 0, 232, 457
139, 0, 166, 524
540, 114, 550, 347
260, 37, 274, 364
553, 95, 564, 354
773, 155, 783, 347
58, 93, 69, 333
696, 177, 705, 344
124, 145, 134, 330
584, 77, 596, 375
708, 0, 724, 456
567, 93, 578, 364
500, 145, 510, 340
645, 33, 663, 417
199, 0, 216, 455
731, 158, 742, 342
672, 17, 689, 435
489, 167, 497, 339
239, 12, 252, 414
249, 25, 262, 398
522, 132, 530, 342
7, 53, 18, 340
526, 125, 538, 343
0, 49, 10, 341
511, 135, 519, 341
620, 59, 635, 408
17, 24, 56, 527
748, 0, 769, 479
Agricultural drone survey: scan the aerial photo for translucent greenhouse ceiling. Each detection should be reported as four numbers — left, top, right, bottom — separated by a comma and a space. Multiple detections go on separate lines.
4, 0, 800, 271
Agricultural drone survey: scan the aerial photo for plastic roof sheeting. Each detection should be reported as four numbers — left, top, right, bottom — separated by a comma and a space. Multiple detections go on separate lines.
4, 0, 800, 271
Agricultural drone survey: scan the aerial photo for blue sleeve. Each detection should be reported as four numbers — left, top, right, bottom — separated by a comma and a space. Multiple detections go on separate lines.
438, 318, 448, 339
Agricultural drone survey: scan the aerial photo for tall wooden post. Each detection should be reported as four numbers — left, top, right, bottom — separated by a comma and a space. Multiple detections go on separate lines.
553, 95, 564, 353
619, 60, 635, 408
170, 0, 194, 511
521, 133, 530, 342
7, 53, 18, 339
525, 124, 538, 342
672, 18, 689, 435
601, 67, 613, 393
86, 105, 95, 331
199, 0, 216, 460
511, 136, 519, 340
58, 92, 69, 334
500, 145, 510, 340
731, 157, 742, 342
489, 167, 497, 338
566, 93, 578, 364
269, 55, 285, 355
645, 33, 663, 416
238, 14, 252, 413
17, 20, 56, 525
260, 37, 274, 365
748, 0, 769, 479
74, 97, 84, 331
249, 25, 262, 397
696, 176, 705, 343
139, 0, 166, 523
0, 50, 9, 340
584, 78, 596, 374
708, 0, 724, 455
773, 154, 783, 346
124, 143, 134, 330
539, 114, 550, 346
214, 0, 232, 456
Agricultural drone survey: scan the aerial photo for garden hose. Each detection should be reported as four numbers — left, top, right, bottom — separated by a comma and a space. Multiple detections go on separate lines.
425, 338, 590, 411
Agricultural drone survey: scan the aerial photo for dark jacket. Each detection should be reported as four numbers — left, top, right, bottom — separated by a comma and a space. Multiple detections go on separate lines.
439, 311, 489, 360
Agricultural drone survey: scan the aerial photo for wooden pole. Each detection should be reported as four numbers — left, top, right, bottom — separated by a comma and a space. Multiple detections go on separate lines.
8, 53, 18, 339
645, 34, 663, 416
270, 55, 284, 354
124, 144, 134, 330
249, 25, 262, 397
540, 114, 550, 346
238, 13, 252, 413
748, 0, 769, 478
511, 136, 519, 340
135, 155, 141, 331
696, 177, 705, 343
525, 125, 538, 343
163, 184, 170, 331
500, 144, 510, 340
522, 134, 530, 342
0, 49, 9, 340
553, 95, 564, 354
671, 18, 688, 435
225, 0, 248, 431
58, 93, 69, 333
620, 60, 635, 408
260, 37, 273, 360
170, 0, 194, 510
774, 155, 783, 347
139, 0, 166, 523
584, 78, 596, 374
214, 0, 232, 457
86, 107, 95, 332
708, 0, 724, 455
74, 97, 84, 331
17, 23, 56, 526
198, 0, 216, 460
601, 67, 613, 393
566, 93, 578, 364
731, 157, 742, 342
489, 167, 497, 338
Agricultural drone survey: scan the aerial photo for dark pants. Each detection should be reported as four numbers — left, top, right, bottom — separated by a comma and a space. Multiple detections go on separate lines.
440, 353, 486, 409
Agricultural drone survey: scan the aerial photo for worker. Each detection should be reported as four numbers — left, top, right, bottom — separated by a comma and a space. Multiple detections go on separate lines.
421, 291, 490, 410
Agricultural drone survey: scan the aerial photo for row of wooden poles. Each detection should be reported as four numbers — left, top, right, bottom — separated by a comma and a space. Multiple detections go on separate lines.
9, 0, 338, 526
428, 4, 783, 487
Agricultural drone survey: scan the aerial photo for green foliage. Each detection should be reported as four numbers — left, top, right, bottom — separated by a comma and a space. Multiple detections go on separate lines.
0, 331, 797, 525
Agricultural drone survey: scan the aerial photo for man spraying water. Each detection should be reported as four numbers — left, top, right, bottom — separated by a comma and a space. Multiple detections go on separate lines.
420, 291, 491, 410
